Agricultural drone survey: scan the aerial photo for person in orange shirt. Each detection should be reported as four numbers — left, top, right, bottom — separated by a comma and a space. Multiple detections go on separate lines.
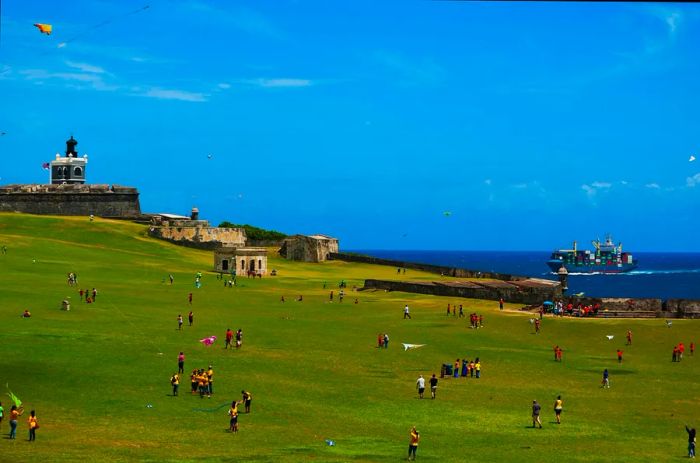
27, 410, 38, 441
228, 400, 243, 433
408, 426, 420, 460
8, 405, 23, 439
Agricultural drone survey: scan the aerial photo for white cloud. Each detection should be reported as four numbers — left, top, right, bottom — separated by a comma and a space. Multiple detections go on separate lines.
620, 180, 629, 185
581, 184, 596, 198
665, 11, 682, 35
581, 181, 613, 199
141, 87, 208, 102
484, 179, 492, 185
65, 61, 105, 74
512, 183, 528, 189
687, 173, 700, 188
645, 183, 661, 189
591, 181, 611, 189
217, 82, 231, 89
20, 68, 118, 91
252, 78, 312, 88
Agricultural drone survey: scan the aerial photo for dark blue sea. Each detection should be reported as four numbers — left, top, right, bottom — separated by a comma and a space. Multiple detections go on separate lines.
349, 250, 700, 300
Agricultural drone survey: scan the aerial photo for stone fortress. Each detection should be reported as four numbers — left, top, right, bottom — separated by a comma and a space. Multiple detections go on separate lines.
0, 136, 141, 217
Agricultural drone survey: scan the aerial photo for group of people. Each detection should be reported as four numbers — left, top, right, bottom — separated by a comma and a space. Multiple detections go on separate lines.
552, 345, 563, 362
78, 287, 98, 303
672, 342, 689, 362
225, 328, 243, 349
177, 311, 194, 330
531, 396, 564, 428
454, 358, 481, 378
66, 272, 78, 286
468, 313, 483, 329
228, 390, 253, 433
377, 333, 389, 348
445, 303, 464, 317
0, 403, 38, 441
414, 374, 439, 400
183, 365, 215, 398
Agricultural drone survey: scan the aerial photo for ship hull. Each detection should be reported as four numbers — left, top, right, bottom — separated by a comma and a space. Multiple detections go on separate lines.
547, 260, 637, 274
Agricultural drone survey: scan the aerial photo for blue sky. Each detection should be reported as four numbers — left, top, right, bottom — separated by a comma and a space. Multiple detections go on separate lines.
1, 1, 699, 251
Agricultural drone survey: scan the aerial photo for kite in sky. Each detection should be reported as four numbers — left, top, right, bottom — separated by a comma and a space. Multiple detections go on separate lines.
402, 343, 426, 351
443, 211, 452, 217
691, 155, 696, 162
606, 335, 614, 340
34, 23, 52, 35
207, 154, 213, 159
199, 335, 217, 346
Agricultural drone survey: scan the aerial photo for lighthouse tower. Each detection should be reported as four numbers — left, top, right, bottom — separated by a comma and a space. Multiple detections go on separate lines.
50, 135, 88, 184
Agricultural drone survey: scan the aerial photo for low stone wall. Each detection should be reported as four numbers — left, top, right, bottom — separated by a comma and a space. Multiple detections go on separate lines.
0, 184, 141, 217
330, 252, 524, 281
148, 226, 246, 250
363, 278, 562, 305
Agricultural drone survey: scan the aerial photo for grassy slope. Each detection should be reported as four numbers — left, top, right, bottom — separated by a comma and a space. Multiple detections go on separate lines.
0, 213, 698, 462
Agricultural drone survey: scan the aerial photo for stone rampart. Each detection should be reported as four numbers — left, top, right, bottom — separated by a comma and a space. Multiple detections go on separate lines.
0, 184, 141, 217
330, 252, 524, 281
363, 278, 561, 305
149, 225, 246, 250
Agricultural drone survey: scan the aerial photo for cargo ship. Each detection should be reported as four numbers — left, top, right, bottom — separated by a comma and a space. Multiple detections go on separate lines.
546, 236, 638, 274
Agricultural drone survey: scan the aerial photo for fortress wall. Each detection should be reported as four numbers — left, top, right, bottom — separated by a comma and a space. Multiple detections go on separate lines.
148, 226, 246, 250
0, 190, 141, 217
329, 252, 524, 281
363, 279, 562, 305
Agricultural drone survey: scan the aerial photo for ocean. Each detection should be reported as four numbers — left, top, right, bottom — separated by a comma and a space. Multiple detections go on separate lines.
349, 250, 700, 300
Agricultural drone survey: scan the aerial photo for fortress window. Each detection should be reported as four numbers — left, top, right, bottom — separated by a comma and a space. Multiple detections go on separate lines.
222, 259, 229, 271
258, 259, 262, 269
74, 167, 82, 176
241, 259, 245, 270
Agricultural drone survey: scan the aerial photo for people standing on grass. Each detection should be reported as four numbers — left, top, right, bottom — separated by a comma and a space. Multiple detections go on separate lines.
8, 405, 23, 439
453, 359, 460, 378
403, 304, 411, 319
416, 375, 425, 399
691, 342, 696, 356
626, 330, 633, 345
225, 328, 233, 349
377, 333, 384, 348
188, 311, 194, 327
0, 401, 4, 429
177, 314, 183, 330
534, 318, 541, 334
499, 298, 504, 310
242, 390, 252, 413
459, 305, 464, 318
532, 400, 542, 428
171, 373, 179, 396
207, 365, 214, 396
429, 374, 438, 399
617, 349, 623, 363
686, 425, 696, 458
408, 426, 420, 461
602, 369, 610, 388
554, 396, 563, 424
236, 329, 243, 349
384, 333, 389, 349
27, 410, 38, 442
178, 352, 185, 374
475, 359, 481, 378
188, 293, 193, 304
229, 400, 242, 433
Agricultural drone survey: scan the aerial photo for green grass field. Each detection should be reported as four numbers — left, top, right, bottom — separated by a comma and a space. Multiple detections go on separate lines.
1, 213, 698, 462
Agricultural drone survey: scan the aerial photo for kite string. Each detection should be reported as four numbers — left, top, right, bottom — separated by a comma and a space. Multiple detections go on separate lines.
57, 5, 150, 47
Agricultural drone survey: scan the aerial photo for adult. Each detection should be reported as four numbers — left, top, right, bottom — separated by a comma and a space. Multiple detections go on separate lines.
236, 329, 243, 349
686, 425, 696, 459
383, 333, 389, 349
534, 318, 541, 334
177, 314, 183, 330
188, 293, 193, 304
207, 365, 214, 396
8, 404, 23, 439
178, 352, 185, 374
228, 400, 242, 433
27, 410, 38, 442
554, 395, 563, 424
0, 401, 3, 428
188, 311, 194, 327
532, 400, 542, 428
242, 390, 252, 413
617, 349, 623, 363
602, 369, 610, 388
626, 330, 632, 345
499, 298, 504, 310
171, 373, 179, 396
416, 375, 425, 399
225, 328, 233, 349
169, 274, 174, 285
377, 333, 384, 348
453, 359, 460, 378
429, 374, 438, 399
92, 288, 97, 301
475, 359, 481, 379
403, 304, 411, 319
408, 426, 420, 461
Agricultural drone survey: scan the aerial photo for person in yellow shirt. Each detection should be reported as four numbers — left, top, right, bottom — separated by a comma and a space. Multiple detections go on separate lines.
171, 373, 180, 396
27, 410, 38, 442
408, 426, 420, 461
475, 359, 481, 379
241, 390, 252, 413
554, 395, 563, 424
228, 400, 243, 433
190, 369, 198, 394
207, 366, 214, 396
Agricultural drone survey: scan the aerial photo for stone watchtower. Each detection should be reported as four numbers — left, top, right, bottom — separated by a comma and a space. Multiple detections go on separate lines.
50, 136, 88, 184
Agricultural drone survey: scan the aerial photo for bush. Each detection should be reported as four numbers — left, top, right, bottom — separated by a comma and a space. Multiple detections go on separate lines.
218, 221, 287, 241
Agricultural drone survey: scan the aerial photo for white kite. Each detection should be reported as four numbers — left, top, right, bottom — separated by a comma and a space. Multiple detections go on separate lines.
606, 335, 614, 340
690, 155, 696, 162
665, 320, 673, 328
402, 343, 426, 351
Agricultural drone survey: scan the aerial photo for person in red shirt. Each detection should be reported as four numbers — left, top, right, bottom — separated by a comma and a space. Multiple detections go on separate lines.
679, 343, 685, 361
377, 333, 384, 348
617, 349, 623, 363
225, 329, 233, 349
188, 293, 193, 304
691, 342, 695, 356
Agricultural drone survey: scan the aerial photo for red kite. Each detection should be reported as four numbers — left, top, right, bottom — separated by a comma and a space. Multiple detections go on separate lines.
34, 23, 53, 35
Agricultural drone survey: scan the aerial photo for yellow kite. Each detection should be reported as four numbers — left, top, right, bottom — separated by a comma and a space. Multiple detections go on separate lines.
34, 23, 53, 35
